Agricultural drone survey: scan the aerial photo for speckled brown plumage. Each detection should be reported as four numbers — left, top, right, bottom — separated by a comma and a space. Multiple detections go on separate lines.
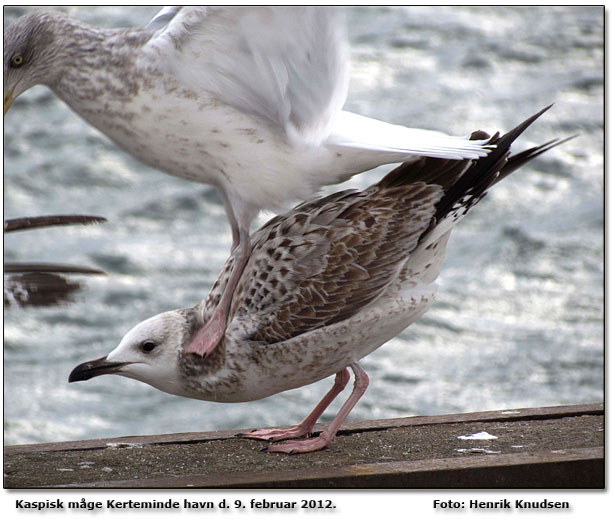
226, 181, 441, 344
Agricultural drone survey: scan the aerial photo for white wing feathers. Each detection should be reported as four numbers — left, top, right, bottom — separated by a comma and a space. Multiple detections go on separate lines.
327, 111, 492, 160
144, 6, 492, 160
143, 6, 349, 147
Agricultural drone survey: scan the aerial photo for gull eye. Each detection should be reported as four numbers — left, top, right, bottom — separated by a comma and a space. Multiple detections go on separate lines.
141, 341, 157, 353
10, 55, 24, 68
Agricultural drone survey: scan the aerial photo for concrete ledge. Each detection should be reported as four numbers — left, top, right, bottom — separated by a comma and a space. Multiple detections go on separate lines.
4, 403, 603, 488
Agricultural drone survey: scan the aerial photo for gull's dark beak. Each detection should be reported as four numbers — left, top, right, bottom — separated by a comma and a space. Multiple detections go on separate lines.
68, 356, 127, 382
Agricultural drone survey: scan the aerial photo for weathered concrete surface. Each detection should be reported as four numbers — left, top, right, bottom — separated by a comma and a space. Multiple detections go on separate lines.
3, 403, 603, 488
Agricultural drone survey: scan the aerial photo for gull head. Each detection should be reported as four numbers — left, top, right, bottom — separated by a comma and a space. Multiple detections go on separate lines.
69, 307, 203, 397
4, 11, 70, 115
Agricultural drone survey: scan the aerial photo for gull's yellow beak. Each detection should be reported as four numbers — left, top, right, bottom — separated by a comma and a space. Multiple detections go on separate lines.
4, 89, 15, 116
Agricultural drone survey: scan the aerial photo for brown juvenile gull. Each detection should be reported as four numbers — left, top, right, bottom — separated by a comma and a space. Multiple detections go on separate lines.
4, 6, 494, 358
69, 106, 568, 454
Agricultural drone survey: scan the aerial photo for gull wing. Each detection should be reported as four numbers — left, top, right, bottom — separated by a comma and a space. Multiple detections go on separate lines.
4, 214, 106, 233
222, 183, 442, 344
143, 6, 349, 147
327, 111, 494, 161
4, 214, 106, 307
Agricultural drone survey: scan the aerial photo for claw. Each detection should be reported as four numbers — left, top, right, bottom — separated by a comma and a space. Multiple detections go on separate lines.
239, 426, 311, 442
266, 435, 332, 454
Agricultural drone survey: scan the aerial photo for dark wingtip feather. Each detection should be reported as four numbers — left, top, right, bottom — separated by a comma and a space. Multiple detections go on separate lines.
435, 106, 555, 210
4, 272, 82, 308
496, 134, 578, 183
4, 263, 106, 275
483, 104, 555, 163
470, 130, 491, 141
377, 105, 556, 192
4, 215, 107, 233
4, 264, 105, 308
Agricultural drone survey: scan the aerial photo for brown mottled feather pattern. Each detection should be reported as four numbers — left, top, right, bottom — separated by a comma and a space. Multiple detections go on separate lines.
221, 180, 442, 344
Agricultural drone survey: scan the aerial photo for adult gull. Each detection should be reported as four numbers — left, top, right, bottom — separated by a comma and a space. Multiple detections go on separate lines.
4, 7, 493, 358
69, 106, 568, 454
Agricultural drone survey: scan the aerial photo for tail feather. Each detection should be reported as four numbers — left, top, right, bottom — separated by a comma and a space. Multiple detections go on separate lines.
378, 105, 558, 220
496, 134, 578, 184
375, 105, 572, 248
433, 104, 555, 222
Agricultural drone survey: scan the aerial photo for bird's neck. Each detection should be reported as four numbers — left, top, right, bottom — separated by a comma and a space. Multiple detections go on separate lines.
49, 23, 151, 109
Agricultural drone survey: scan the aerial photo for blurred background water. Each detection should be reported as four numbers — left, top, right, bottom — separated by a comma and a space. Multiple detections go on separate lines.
3, 6, 603, 445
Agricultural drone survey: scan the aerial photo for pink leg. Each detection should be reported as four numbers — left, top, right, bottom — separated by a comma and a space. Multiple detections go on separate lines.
267, 363, 369, 454
229, 217, 240, 253
240, 368, 351, 442
183, 226, 251, 357
219, 190, 241, 252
